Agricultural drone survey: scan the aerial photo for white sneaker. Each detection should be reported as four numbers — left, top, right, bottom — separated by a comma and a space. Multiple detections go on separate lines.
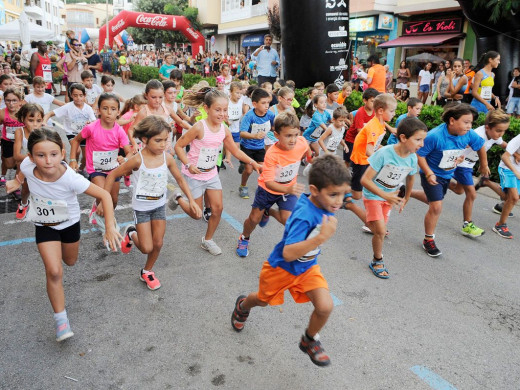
303, 163, 312, 177
201, 236, 222, 255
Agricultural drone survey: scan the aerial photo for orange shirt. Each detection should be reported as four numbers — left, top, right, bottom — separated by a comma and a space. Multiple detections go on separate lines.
350, 117, 386, 165
367, 64, 386, 93
337, 92, 347, 105
258, 136, 308, 195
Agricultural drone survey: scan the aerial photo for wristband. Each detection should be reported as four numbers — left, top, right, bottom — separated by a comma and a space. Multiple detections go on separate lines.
69, 159, 77, 162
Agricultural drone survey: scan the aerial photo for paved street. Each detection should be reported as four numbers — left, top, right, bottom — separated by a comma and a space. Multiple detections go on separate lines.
1, 77, 519, 389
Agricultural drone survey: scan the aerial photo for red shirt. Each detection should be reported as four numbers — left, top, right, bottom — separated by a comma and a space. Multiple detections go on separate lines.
34, 53, 52, 90
344, 106, 375, 143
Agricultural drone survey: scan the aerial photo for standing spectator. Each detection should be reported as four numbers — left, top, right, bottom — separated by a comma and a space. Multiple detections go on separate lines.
395, 60, 411, 94
506, 67, 520, 118
251, 34, 280, 86
84, 41, 101, 79
30, 41, 52, 94
384, 65, 393, 92
432, 61, 445, 101
360, 55, 386, 93
64, 39, 87, 102
462, 59, 475, 104
100, 45, 113, 75
471, 51, 501, 113
351, 57, 361, 81
159, 53, 176, 81
417, 62, 433, 104
435, 65, 450, 106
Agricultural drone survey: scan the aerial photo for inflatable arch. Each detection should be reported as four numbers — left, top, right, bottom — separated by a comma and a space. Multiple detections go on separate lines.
98, 10, 205, 55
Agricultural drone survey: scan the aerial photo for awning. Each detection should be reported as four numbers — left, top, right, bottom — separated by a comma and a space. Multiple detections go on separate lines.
242, 34, 264, 47
378, 33, 465, 48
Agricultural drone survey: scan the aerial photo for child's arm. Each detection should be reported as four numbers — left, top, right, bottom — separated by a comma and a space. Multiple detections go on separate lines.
476, 146, 490, 177
68, 134, 85, 170
282, 215, 337, 262
501, 152, 520, 178
117, 112, 137, 126
340, 139, 349, 153
101, 155, 140, 210
360, 166, 401, 207
385, 122, 396, 135
174, 122, 204, 175
127, 109, 146, 150
222, 129, 262, 173
52, 98, 65, 107
165, 154, 202, 218
167, 106, 190, 129
6, 170, 25, 193
43, 110, 55, 124
400, 174, 415, 213
318, 128, 333, 153
13, 129, 26, 163
177, 106, 191, 122
417, 155, 438, 185
366, 142, 376, 157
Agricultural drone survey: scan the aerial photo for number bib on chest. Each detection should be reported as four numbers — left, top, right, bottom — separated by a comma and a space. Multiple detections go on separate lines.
251, 122, 270, 135
327, 137, 340, 151
297, 225, 321, 262
438, 149, 462, 170
71, 119, 87, 135
375, 164, 413, 189
135, 170, 168, 201
93, 149, 119, 171
42, 64, 52, 82
197, 147, 219, 172
480, 86, 492, 100
275, 161, 300, 184
27, 195, 69, 226
228, 105, 241, 121
5, 126, 21, 140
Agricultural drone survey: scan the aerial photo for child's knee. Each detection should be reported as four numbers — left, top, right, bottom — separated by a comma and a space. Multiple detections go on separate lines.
315, 297, 334, 317
46, 266, 63, 282
152, 237, 163, 249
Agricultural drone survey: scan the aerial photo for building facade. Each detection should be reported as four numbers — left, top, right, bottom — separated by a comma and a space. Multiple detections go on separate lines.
62, 2, 114, 40
24, 0, 64, 38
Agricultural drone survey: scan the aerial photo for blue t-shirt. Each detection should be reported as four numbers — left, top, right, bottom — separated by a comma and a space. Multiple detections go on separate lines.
417, 123, 484, 179
159, 64, 177, 78
386, 113, 408, 145
363, 145, 418, 201
303, 110, 332, 142
268, 194, 333, 276
240, 109, 275, 150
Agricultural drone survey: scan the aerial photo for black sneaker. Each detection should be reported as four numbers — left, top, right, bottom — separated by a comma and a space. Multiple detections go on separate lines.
203, 207, 212, 222
423, 239, 442, 257
474, 176, 489, 191
299, 334, 331, 367
493, 223, 513, 239
493, 202, 514, 217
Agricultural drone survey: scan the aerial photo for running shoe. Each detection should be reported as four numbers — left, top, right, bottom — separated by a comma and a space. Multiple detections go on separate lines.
16, 203, 29, 220
461, 222, 484, 237
258, 209, 270, 228
121, 225, 136, 254
201, 236, 222, 255
124, 175, 131, 187
140, 269, 161, 290
168, 193, 182, 211
56, 319, 74, 342
0, 176, 6, 187
239, 186, 249, 199
423, 238, 442, 257
231, 295, 249, 332
299, 334, 331, 367
493, 202, 514, 217
474, 176, 489, 191
203, 207, 212, 222
88, 201, 97, 225
493, 223, 513, 239
236, 235, 250, 257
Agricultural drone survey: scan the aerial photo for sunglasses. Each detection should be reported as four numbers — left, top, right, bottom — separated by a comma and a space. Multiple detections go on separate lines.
73, 44, 81, 47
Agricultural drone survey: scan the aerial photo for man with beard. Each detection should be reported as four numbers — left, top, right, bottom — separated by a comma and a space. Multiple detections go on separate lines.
84, 41, 101, 79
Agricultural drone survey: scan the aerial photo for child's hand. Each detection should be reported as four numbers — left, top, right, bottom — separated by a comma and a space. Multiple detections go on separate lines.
188, 165, 202, 175
343, 145, 349, 153
69, 160, 78, 171
5, 179, 20, 194
455, 155, 465, 166
288, 183, 304, 196
318, 215, 337, 242
479, 164, 491, 178
223, 158, 234, 169
256, 132, 266, 139
384, 191, 401, 207
251, 161, 262, 173
399, 197, 408, 213
117, 155, 126, 165
426, 173, 438, 185
189, 200, 202, 219
104, 225, 123, 252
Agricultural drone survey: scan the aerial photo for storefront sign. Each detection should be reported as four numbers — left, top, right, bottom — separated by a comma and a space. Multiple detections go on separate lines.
403, 18, 462, 36
377, 14, 394, 30
350, 17, 376, 33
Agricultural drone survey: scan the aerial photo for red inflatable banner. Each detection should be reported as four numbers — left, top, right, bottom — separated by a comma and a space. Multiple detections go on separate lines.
99, 10, 205, 55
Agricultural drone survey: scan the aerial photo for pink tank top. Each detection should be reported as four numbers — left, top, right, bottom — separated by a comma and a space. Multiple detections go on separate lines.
181, 119, 225, 181
2, 108, 24, 141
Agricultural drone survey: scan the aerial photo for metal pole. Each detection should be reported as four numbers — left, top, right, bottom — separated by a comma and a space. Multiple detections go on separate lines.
105, 0, 109, 48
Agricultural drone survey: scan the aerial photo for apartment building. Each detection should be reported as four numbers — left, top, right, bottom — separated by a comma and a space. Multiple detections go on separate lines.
62, 2, 114, 39
24, 0, 64, 38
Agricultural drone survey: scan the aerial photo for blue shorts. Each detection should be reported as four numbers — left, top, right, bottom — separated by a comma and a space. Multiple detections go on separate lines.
89, 171, 121, 182
232, 132, 241, 143
251, 186, 298, 211
498, 167, 520, 192
420, 172, 450, 202
471, 98, 490, 114
419, 84, 430, 93
453, 166, 474, 186
133, 204, 166, 224
506, 97, 520, 115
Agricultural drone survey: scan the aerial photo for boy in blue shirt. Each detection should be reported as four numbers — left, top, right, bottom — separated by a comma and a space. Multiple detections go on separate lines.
386, 97, 423, 145
414, 104, 488, 257
231, 155, 351, 367
239, 88, 275, 199
361, 117, 427, 278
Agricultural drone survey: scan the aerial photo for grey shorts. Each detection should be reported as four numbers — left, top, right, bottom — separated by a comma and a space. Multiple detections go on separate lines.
133, 204, 166, 224
183, 173, 222, 199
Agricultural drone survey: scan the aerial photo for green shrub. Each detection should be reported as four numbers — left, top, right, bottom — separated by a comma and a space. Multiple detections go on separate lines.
129, 64, 160, 84
344, 90, 363, 113
294, 87, 309, 109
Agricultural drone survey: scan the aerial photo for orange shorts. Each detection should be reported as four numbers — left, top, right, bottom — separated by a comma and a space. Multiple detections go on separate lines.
256, 261, 328, 306
363, 198, 392, 223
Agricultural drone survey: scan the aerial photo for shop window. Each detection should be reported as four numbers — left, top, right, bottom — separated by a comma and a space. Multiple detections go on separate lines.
403, 45, 458, 81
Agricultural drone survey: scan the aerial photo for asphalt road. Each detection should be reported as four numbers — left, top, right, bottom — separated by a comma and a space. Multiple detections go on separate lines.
0, 77, 519, 390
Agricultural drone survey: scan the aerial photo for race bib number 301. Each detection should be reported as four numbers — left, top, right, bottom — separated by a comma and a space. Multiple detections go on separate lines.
27, 195, 69, 226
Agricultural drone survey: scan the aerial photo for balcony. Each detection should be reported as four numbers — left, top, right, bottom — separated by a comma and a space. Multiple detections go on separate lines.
24, 0, 44, 19
221, 2, 268, 23
58, 1, 65, 8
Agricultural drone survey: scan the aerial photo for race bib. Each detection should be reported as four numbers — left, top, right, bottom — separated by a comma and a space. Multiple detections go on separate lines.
327, 137, 340, 151
27, 195, 68, 226
228, 106, 241, 121
93, 149, 119, 171
480, 86, 492, 100
310, 127, 323, 140
375, 164, 413, 189
438, 149, 462, 170
42, 64, 52, 82
197, 147, 219, 172
86, 90, 97, 105
275, 161, 300, 184
374, 133, 385, 152
71, 119, 87, 134
462, 147, 478, 165
5, 126, 21, 140
250, 122, 270, 135
297, 225, 321, 262
135, 170, 168, 201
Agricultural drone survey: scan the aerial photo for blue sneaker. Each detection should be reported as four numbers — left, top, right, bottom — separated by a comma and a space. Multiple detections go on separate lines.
259, 209, 270, 228
236, 235, 250, 257
56, 319, 74, 342
239, 186, 249, 199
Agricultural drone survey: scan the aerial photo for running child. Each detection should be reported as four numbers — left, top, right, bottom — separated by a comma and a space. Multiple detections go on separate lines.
300, 87, 318, 133
238, 88, 275, 199
236, 111, 311, 257
13, 104, 44, 219
0, 88, 24, 185
226, 81, 245, 147
386, 97, 423, 145
302, 94, 331, 165
230, 154, 351, 367
81, 70, 103, 107
24, 76, 64, 125
337, 82, 352, 106
414, 104, 488, 256
0, 74, 14, 110
449, 109, 509, 237
220, 63, 232, 93
318, 106, 349, 155
265, 86, 296, 149
69, 93, 132, 221
360, 117, 427, 279
102, 116, 201, 290
98, 75, 125, 104
324, 83, 341, 117
343, 88, 379, 168
174, 88, 262, 255
6, 128, 121, 342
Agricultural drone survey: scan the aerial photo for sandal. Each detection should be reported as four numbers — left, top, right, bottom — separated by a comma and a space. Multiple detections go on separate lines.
231, 295, 250, 332
369, 261, 390, 279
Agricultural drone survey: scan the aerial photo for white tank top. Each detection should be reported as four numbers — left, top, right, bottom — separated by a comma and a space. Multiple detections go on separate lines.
131, 151, 169, 212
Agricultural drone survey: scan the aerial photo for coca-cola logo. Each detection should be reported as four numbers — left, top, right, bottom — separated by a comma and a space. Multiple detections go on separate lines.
185, 27, 200, 40
111, 19, 125, 33
136, 14, 169, 27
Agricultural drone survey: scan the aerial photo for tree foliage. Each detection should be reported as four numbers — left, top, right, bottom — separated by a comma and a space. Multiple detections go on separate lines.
473, 0, 520, 23
267, 4, 281, 39
128, 0, 201, 46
